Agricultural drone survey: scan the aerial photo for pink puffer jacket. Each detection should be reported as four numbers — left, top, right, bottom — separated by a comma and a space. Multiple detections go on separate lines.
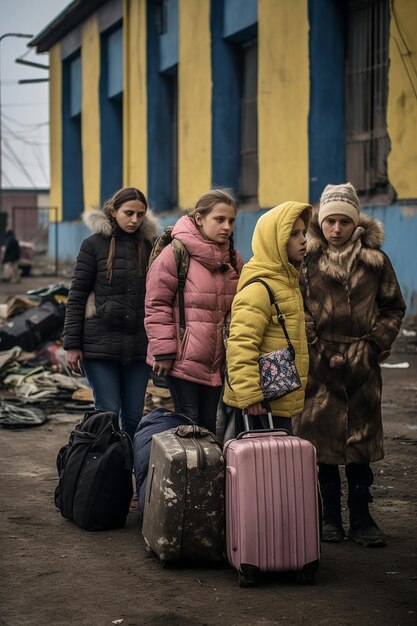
145, 215, 242, 386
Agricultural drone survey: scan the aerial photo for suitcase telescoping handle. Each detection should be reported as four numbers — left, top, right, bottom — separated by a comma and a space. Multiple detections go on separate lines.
238, 407, 290, 440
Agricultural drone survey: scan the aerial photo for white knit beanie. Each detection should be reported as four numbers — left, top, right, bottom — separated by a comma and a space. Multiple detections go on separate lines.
318, 182, 360, 228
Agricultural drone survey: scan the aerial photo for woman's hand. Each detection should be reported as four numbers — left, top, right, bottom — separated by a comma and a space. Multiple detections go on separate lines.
66, 349, 84, 375
246, 402, 267, 416
153, 359, 174, 377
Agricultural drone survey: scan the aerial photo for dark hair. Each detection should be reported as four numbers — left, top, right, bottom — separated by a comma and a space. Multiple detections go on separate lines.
188, 188, 240, 275
102, 187, 148, 283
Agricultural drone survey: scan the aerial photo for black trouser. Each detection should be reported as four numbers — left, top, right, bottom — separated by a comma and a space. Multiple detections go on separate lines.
319, 463, 374, 488
166, 375, 222, 434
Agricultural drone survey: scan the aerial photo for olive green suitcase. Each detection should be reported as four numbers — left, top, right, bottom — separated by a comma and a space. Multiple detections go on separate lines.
142, 424, 225, 564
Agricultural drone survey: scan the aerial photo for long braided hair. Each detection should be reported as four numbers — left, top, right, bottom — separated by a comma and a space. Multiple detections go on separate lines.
103, 186, 148, 283
188, 188, 240, 275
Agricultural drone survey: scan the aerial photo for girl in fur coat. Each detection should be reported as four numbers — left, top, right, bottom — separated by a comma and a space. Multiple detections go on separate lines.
64, 187, 160, 440
293, 183, 406, 547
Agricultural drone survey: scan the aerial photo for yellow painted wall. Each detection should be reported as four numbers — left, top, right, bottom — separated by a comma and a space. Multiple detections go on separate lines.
258, 0, 309, 207
123, 0, 147, 192
49, 44, 63, 222
387, 0, 417, 198
178, 0, 211, 209
81, 16, 101, 210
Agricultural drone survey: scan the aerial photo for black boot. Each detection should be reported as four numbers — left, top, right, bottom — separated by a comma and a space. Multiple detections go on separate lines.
320, 481, 345, 542
347, 485, 385, 547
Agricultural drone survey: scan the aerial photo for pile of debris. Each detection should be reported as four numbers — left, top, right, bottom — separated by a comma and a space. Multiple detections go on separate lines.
0, 283, 174, 428
0, 345, 94, 427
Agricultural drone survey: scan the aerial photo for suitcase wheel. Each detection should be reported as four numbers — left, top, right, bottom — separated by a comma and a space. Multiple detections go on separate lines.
296, 570, 314, 585
238, 564, 258, 587
297, 560, 319, 584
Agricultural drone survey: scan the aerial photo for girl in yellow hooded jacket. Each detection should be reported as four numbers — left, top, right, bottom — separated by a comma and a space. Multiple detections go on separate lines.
224, 201, 312, 432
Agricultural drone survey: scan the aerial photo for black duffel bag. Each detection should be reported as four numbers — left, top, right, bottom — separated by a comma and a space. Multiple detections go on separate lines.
55, 411, 133, 531
0, 300, 65, 352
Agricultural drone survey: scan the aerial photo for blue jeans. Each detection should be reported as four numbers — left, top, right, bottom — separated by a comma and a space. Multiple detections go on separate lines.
83, 359, 150, 440
166, 375, 222, 434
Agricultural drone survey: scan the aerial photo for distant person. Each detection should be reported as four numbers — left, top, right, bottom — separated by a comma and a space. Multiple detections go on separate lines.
2, 230, 21, 283
63, 187, 160, 440
145, 189, 242, 434
293, 182, 406, 547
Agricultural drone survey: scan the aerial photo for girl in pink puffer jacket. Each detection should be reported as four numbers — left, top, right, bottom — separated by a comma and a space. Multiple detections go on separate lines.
145, 189, 242, 433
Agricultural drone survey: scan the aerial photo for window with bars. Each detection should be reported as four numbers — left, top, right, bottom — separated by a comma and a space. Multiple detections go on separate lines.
239, 41, 258, 204
345, 0, 391, 199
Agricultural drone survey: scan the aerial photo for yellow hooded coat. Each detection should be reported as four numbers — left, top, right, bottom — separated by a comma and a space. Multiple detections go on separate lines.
224, 201, 311, 416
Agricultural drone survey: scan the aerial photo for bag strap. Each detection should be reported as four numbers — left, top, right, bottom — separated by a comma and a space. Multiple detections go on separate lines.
171, 239, 190, 339
174, 424, 223, 450
246, 278, 295, 356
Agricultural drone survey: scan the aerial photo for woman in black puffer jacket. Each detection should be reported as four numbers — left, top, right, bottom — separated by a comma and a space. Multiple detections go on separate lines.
64, 187, 160, 439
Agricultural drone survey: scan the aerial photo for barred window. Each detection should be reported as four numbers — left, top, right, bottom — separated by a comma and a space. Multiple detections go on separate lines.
239, 41, 258, 204
345, 0, 391, 199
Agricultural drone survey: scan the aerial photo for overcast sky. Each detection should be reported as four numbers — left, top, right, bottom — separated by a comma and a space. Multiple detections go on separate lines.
0, 0, 70, 189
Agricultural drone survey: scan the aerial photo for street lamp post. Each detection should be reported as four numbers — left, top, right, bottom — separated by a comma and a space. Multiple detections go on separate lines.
0, 32, 33, 215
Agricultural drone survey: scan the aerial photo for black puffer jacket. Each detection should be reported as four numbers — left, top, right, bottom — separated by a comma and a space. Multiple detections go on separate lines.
2, 234, 20, 263
63, 208, 160, 363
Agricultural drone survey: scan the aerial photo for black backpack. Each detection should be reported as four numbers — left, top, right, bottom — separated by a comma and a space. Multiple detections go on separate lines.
55, 411, 133, 531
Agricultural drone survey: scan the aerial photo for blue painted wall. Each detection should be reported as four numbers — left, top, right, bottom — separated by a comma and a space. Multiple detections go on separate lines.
363, 204, 417, 316
69, 55, 81, 117
308, 0, 346, 203
159, 0, 178, 72
100, 25, 123, 202
62, 55, 84, 220
223, 0, 257, 42
107, 27, 123, 97
49, 220, 90, 264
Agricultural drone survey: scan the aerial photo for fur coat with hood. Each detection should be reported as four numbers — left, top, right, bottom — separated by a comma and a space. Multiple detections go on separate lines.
223, 201, 312, 417
145, 215, 243, 387
63, 207, 160, 364
292, 213, 406, 464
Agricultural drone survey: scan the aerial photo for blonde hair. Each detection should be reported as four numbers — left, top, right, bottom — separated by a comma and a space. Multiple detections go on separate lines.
103, 187, 148, 283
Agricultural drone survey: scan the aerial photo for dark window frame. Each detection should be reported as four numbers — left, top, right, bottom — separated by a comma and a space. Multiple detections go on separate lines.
99, 22, 123, 202
345, 0, 393, 202
239, 40, 258, 206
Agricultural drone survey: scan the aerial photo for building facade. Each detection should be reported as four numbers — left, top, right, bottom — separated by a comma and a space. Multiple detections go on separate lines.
0, 188, 50, 244
32, 0, 417, 314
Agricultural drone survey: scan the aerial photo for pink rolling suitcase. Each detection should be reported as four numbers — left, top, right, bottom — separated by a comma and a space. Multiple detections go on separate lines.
224, 412, 321, 587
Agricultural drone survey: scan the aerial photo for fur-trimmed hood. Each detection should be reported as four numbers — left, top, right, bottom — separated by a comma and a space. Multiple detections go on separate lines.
82, 206, 160, 242
306, 211, 385, 277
